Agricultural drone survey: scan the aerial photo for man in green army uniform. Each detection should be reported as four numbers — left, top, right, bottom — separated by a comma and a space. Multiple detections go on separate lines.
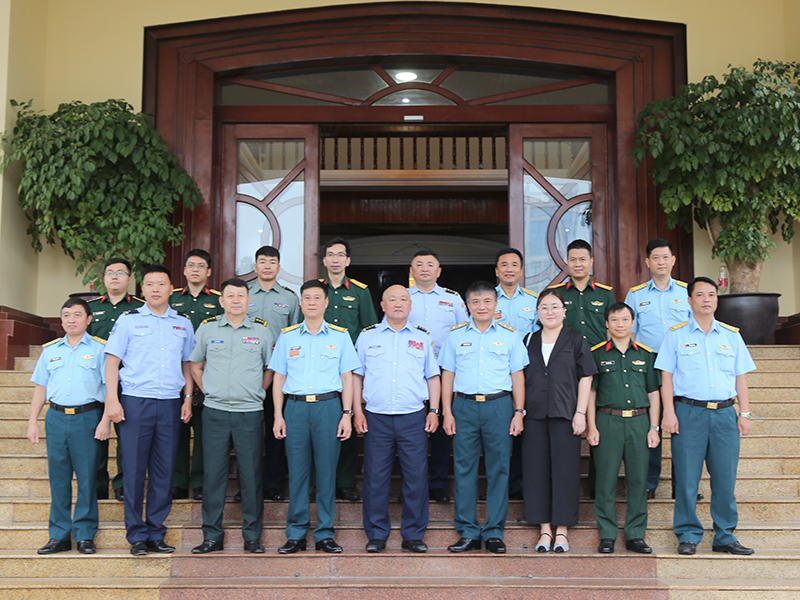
169, 249, 223, 500
320, 237, 378, 501
88, 257, 143, 501
189, 278, 274, 554
587, 302, 661, 554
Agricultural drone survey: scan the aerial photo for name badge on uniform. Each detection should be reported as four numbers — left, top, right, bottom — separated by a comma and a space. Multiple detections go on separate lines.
632, 360, 646, 366
172, 302, 184, 307
684, 343, 697, 347
564, 301, 573, 306
242, 337, 260, 344
460, 342, 472, 347
274, 302, 288, 308
408, 340, 423, 350
639, 301, 650, 306
93, 311, 105, 316
289, 346, 300, 357
439, 301, 453, 307
600, 360, 614, 366
343, 296, 356, 302
49, 357, 61, 363
173, 326, 187, 331
135, 325, 148, 329
249, 303, 256, 307
368, 345, 381, 349
210, 340, 224, 344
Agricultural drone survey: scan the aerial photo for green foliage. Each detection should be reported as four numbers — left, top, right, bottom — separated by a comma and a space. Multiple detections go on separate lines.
0, 99, 202, 288
633, 60, 800, 266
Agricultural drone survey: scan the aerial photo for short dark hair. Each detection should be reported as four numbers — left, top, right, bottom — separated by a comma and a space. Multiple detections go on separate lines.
61, 297, 91, 315
142, 264, 171, 282
688, 276, 718, 296
324, 237, 351, 256
255, 245, 280, 261
495, 247, 524, 265
646, 238, 674, 258
184, 249, 212, 268
537, 288, 565, 309
605, 301, 634, 321
300, 279, 328, 298
411, 249, 439, 262
465, 280, 497, 301
220, 278, 249, 295
567, 239, 592, 256
104, 257, 132, 274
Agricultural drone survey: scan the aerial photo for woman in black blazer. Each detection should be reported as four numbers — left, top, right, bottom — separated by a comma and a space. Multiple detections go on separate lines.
522, 289, 597, 553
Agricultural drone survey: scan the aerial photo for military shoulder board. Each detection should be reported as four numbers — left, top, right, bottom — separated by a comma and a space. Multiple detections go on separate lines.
91, 336, 107, 345
415, 325, 430, 334
329, 324, 349, 333
361, 324, 377, 333
281, 323, 302, 333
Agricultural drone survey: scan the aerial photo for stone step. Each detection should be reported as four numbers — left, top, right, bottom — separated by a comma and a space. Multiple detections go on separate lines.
749, 388, 800, 403
664, 579, 800, 600
0, 549, 171, 578
748, 346, 800, 359
752, 358, 800, 372
0, 371, 35, 386
29, 346, 43, 359
0, 577, 163, 600
14, 356, 38, 372
746, 372, 800, 387
656, 549, 800, 579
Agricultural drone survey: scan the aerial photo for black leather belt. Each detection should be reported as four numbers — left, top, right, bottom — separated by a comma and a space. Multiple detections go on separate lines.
674, 396, 736, 410
597, 406, 648, 417
457, 392, 510, 402
286, 392, 339, 403
49, 401, 103, 415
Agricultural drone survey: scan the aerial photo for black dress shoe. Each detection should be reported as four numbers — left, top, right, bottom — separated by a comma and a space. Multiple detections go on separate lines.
172, 487, 189, 500
712, 541, 754, 555
646, 489, 656, 500
77, 539, 96, 554
315, 538, 343, 553
97, 489, 109, 500
598, 538, 615, 553
278, 539, 307, 554
448, 537, 481, 552
697, 493, 705, 501
485, 538, 506, 554
429, 488, 450, 503
192, 539, 224, 554
366, 539, 386, 553
146, 540, 176, 553
38, 539, 71, 555
402, 539, 428, 553
626, 538, 652, 554
677, 541, 697, 555
130, 541, 148, 556
478, 493, 487, 502
233, 490, 242, 502
309, 488, 316, 501
336, 487, 361, 501
114, 488, 124, 502
193, 487, 203, 501
264, 488, 285, 501
244, 539, 265, 553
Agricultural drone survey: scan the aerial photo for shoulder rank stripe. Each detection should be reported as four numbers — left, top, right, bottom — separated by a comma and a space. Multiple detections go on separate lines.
208, 289, 221, 296
590, 341, 606, 351
349, 278, 368, 289
636, 342, 654, 353
629, 282, 648, 292
548, 282, 567, 289
595, 282, 613, 291
676, 280, 688, 288
124, 309, 140, 315
281, 323, 301, 333
201, 316, 221, 325
282, 285, 297, 295
329, 324, 348, 333
498, 321, 516, 331
670, 321, 688, 331
361, 324, 377, 332
521, 287, 539, 297
88, 296, 102, 302
43, 338, 59, 347
172, 287, 184, 293
451, 321, 468, 330
444, 288, 459, 296
177, 312, 191, 319
415, 325, 430, 334
133, 297, 145, 303
720, 322, 740, 332
253, 317, 268, 327
91, 336, 107, 345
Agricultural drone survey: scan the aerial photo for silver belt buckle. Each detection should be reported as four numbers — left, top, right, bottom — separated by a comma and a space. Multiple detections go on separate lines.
475, 395, 486, 402
706, 402, 718, 410
306, 395, 317, 403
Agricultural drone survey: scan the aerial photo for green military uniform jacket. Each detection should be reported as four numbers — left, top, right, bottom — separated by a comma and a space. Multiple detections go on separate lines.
321, 276, 378, 343
169, 286, 223, 331
87, 293, 144, 340
246, 279, 300, 342
549, 278, 616, 347
591, 340, 661, 409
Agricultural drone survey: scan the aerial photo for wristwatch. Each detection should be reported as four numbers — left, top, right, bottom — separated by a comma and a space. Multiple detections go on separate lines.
183, 394, 192, 399
342, 409, 354, 416
738, 411, 752, 420
515, 408, 526, 416
650, 425, 660, 432
429, 408, 440, 415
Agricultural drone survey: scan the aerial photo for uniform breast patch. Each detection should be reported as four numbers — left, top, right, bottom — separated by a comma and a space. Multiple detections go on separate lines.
242, 337, 260, 344
93, 311, 105, 316
49, 357, 61, 362
274, 302, 288, 308
639, 301, 650, 306
408, 340, 424, 349
343, 296, 356, 301
325, 345, 337, 350
210, 340, 224, 344
632, 360, 646, 366
591, 301, 605, 306
135, 325, 148, 329
81, 355, 94, 360
289, 346, 300, 357
204, 303, 217, 308
492, 341, 505, 346
460, 342, 472, 347
439, 301, 453, 307
173, 326, 187, 331
600, 360, 615, 366
671, 299, 683, 303
684, 343, 697, 347
523, 307, 534, 312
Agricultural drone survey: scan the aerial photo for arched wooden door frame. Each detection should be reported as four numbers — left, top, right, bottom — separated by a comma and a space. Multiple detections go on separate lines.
143, 2, 690, 291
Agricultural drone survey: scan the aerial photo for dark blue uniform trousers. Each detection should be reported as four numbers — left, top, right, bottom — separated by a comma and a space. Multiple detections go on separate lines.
119, 395, 182, 544
45, 406, 102, 542
672, 401, 740, 545
363, 409, 429, 542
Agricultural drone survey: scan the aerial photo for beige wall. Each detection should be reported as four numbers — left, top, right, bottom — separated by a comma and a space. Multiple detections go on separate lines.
1, 0, 797, 315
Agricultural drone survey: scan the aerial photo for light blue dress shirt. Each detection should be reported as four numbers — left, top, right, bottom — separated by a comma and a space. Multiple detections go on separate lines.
31, 333, 107, 406
495, 284, 540, 338
408, 284, 468, 356
439, 318, 529, 394
105, 304, 195, 399
654, 317, 756, 401
354, 318, 440, 414
268, 321, 361, 395
625, 278, 690, 352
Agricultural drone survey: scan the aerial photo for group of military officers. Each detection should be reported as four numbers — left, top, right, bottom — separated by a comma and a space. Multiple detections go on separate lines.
28, 235, 756, 557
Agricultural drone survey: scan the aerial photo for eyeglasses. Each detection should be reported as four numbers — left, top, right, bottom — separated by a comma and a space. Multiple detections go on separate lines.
104, 270, 129, 278
186, 262, 208, 270
325, 252, 347, 259
538, 304, 565, 313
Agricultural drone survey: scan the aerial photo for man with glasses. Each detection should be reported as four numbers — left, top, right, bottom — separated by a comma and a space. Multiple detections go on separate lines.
169, 249, 223, 501
88, 258, 143, 501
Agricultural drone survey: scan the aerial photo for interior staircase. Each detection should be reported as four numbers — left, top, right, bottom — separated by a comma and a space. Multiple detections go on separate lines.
1, 344, 798, 599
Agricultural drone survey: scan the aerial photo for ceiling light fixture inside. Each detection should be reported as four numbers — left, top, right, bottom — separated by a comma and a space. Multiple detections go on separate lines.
395, 71, 418, 82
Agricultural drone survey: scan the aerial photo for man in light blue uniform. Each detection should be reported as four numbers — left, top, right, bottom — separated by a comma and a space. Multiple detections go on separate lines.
269, 279, 361, 554
440, 281, 528, 554
28, 298, 110, 555
105, 265, 195, 556
625, 238, 690, 498
656, 276, 756, 556
354, 284, 441, 553
407, 249, 467, 502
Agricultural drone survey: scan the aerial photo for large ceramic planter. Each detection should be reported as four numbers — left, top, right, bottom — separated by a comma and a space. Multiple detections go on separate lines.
716, 293, 781, 345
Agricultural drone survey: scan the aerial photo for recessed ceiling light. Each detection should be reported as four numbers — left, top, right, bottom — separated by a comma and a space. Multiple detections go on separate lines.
396, 71, 418, 82
401, 98, 411, 104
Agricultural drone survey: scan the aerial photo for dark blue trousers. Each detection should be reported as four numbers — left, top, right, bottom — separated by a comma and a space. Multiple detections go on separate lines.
428, 415, 450, 491
118, 395, 182, 544
362, 409, 429, 542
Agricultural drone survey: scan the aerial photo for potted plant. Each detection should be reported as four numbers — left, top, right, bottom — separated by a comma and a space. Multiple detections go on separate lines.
0, 99, 203, 291
633, 59, 800, 343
